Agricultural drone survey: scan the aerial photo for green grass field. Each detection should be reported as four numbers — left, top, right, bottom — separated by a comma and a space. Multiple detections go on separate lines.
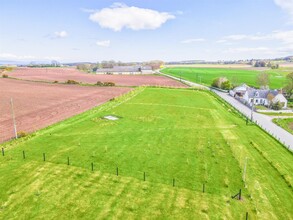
0, 88, 292, 219
161, 67, 290, 89
273, 118, 293, 135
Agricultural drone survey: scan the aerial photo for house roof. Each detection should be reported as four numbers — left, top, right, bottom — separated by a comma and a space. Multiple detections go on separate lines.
247, 88, 279, 99
233, 84, 249, 92
272, 94, 287, 103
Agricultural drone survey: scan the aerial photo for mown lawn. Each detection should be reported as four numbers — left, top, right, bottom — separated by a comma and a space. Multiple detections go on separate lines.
0, 87, 292, 219
161, 67, 289, 89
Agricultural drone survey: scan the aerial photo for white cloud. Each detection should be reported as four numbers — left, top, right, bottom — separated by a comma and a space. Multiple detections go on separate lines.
96, 40, 111, 47
219, 30, 293, 45
224, 47, 271, 53
0, 53, 36, 60
89, 3, 175, 31
0, 53, 64, 61
216, 39, 227, 43
222, 34, 270, 41
81, 8, 96, 13
54, 31, 68, 38
181, 38, 205, 44
274, 0, 293, 21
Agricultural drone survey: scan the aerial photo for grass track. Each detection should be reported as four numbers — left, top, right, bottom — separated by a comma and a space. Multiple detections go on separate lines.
0, 87, 292, 219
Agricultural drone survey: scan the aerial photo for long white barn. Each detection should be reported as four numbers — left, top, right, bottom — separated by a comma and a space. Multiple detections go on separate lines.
96, 66, 154, 75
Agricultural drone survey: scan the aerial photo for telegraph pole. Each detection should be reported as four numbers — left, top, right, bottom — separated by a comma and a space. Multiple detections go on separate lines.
10, 98, 17, 139
250, 98, 254, 122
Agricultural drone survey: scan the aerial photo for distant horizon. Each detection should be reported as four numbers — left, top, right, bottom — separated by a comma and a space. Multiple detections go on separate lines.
1, 55, 292, 66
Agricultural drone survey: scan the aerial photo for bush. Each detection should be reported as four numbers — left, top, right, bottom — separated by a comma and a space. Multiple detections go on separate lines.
271, 101, 284, 110
66, 80, 79, 84
2, 74, 8, 78
53, 80, 58, 83
17, 131, 27, 138
221, 80, 232, 90
211, 77, 231, 90
103, 82, 115, 86
96, 81, 104, 86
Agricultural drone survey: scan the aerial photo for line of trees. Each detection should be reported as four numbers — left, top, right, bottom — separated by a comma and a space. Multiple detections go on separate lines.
76, 60, 164, 73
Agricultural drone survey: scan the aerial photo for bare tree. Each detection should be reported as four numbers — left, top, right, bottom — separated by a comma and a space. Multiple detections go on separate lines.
284, 72, 293, 97
256, 72, 270, 89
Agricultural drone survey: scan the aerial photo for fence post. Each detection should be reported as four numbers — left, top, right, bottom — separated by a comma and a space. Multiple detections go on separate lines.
173, 178, 175, 187
116, 167, 119, 176
246, 212, 248, 220
91, 162, 94, 171
1, 148, 4, 156
23, 150, 25, 159
67, 157, 70, 165
43, 153, 46, 161
203, 183, 205, 193
239, 189, 242, 200
144, 172, 146, 181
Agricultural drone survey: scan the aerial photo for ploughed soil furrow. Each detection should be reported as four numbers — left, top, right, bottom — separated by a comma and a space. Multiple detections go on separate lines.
0, 78, 131, 142
8, 67, 187, 87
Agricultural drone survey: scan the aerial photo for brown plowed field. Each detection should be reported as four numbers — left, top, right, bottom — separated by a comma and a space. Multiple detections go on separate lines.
8, 67, 187, 87
0, 78, 131, 143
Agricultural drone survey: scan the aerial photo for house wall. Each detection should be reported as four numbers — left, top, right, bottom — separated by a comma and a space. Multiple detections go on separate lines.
272, 94, 288, 108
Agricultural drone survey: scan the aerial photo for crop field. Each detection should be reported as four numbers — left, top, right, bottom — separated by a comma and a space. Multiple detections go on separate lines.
7, 67, 186, 87
0, 87, 292, 219
0, 78, 131, 142
162, 67, 290, 89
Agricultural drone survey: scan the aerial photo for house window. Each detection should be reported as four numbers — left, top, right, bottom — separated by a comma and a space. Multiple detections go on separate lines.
255, 99, 258, 103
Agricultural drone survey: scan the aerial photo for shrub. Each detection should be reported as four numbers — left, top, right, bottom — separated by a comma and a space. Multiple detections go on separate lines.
96, 81, 104, 86
53, 80, 58, 83
66, 80, 79, 84
211, 77, 231, 90
271, 101, 284, 110
221, 80, 232, 90
103, 82, 115, 86
2, 74, 8, 78
17, 131, 27, 138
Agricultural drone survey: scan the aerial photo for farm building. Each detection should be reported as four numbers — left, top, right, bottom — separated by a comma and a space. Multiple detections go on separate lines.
230, 84, 288, 108
96, 66, 154, 75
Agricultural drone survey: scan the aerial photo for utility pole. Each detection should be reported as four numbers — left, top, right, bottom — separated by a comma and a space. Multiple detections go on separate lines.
250, 98, 254, 122
10, 98, 17, 139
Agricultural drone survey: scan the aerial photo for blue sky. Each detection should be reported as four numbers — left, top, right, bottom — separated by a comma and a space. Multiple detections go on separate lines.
1, 0, 293, 62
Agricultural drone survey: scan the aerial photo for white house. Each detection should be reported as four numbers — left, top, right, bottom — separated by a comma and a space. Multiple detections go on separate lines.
230, 84, 288, 109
